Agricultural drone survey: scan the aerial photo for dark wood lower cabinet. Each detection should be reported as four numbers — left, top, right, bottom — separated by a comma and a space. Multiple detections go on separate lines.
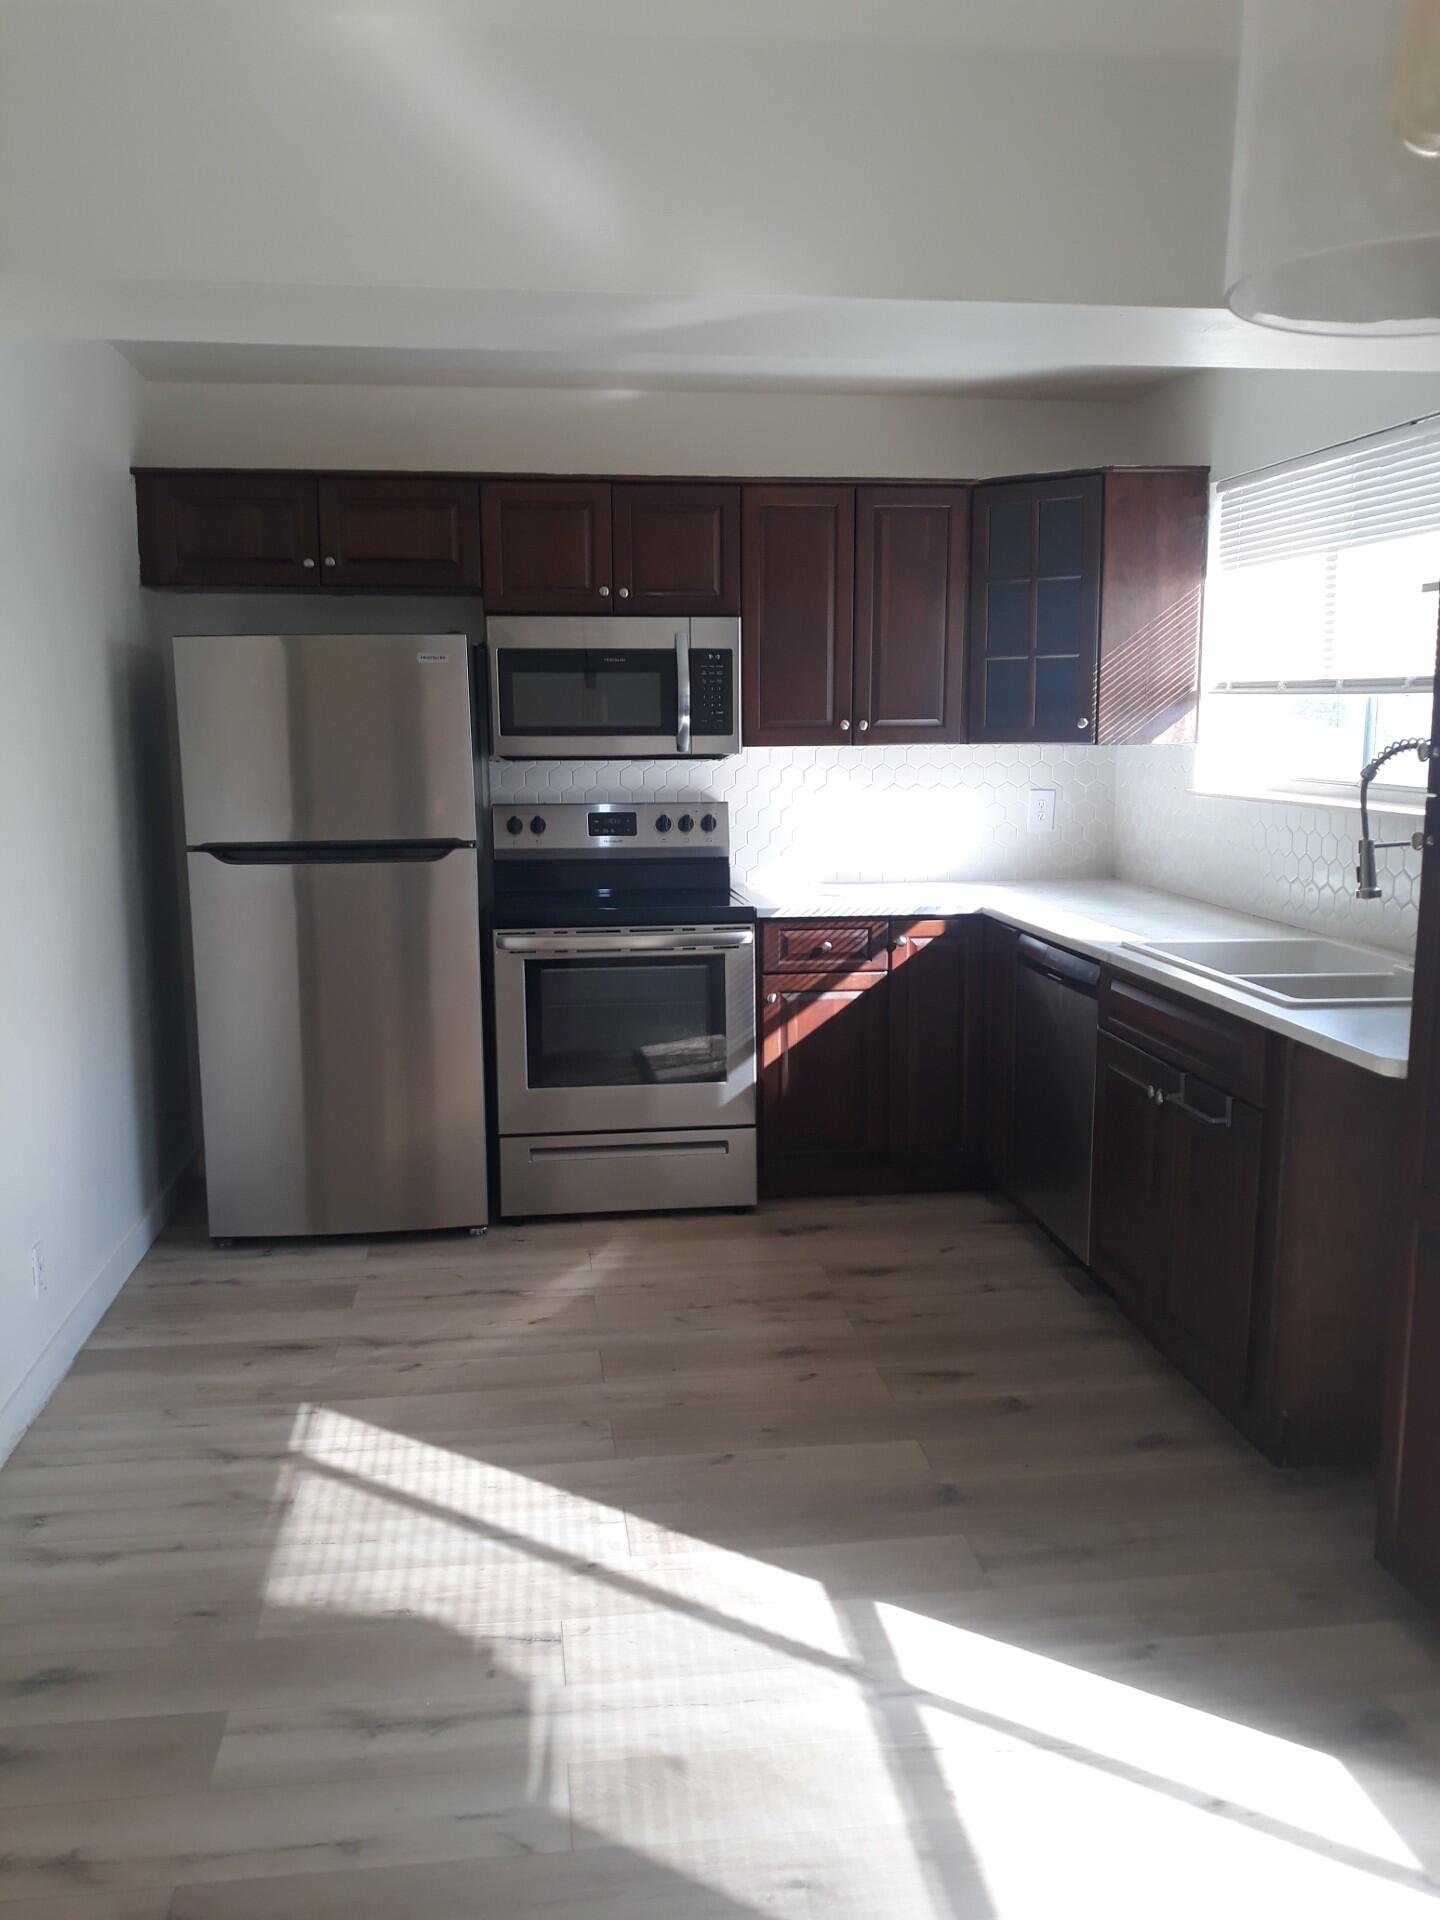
1090, 1033, 1176, 1319
1089, 972, 1406, 1464
758, 917, 980, 1197
980, 920, 1018, 1192
760, 967, 890, 1197
1158, 1076, 1263, 1414
888, 919, 983, 1189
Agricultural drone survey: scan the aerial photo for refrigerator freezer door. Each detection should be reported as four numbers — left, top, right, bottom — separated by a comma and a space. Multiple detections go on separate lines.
174, 633, 477, 846
187, 848, 488, 1238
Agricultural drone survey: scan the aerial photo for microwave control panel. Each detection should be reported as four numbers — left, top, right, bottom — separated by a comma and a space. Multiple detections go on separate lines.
691, 649, 734, 736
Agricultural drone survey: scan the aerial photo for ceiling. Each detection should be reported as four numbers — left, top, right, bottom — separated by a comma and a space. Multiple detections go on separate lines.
5, 0, 1439, 397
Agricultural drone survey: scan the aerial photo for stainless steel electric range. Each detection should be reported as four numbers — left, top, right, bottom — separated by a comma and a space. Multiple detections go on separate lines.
491, 801, 757, 1219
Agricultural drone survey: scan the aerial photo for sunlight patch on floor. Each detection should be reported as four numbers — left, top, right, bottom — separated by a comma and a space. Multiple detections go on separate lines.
262, 1407, 1435, 1916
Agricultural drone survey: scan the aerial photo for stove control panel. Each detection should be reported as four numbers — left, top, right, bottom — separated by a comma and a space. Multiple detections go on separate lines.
495, 801, 729, 854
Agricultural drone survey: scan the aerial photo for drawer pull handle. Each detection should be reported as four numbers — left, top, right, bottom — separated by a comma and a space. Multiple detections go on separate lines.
1170, 1076, 1234, 1129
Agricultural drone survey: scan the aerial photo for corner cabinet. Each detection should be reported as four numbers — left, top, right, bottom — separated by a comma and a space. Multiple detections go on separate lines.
758, 917, 981, 1195
967, 467, 1208, 746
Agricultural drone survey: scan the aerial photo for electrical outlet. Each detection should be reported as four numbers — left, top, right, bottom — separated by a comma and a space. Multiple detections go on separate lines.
29, 1240, 47, 1299
1027, 787, 1058, 833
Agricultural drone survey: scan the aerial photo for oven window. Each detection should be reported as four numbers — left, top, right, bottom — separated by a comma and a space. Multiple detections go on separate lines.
524, 957, 727, 1086
499, 649, 678, 736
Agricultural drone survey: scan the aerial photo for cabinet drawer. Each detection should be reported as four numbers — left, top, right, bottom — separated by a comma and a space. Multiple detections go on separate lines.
762, 921, 888, 972
1101, 971, 1269, 1106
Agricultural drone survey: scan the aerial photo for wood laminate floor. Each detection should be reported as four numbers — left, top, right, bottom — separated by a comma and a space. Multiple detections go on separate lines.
2, 1193, 1439, 1917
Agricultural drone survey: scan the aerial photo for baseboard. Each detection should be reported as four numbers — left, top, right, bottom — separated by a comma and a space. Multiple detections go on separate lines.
0, 1160, 192, 1465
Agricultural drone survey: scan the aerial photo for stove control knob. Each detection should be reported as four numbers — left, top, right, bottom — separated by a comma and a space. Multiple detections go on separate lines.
530, 816, 547, 836
505, 815, 524, 836
700, 813, 718, 834
654, 814, 672, 834
677, 813, 694, 834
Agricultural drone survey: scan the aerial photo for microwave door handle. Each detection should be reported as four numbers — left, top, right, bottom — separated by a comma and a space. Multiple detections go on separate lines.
675, 627, 692, 754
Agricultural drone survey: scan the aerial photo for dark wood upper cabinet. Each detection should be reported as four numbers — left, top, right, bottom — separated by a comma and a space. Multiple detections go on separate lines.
481, 480, 613, 613
135, 471, 320, 590
854, 488, 968, 744
613, 483, 740, 615
968, 473, 1104, 744
968, 467, 1207, 746
759, 965, 889, 1196
741, 486, 855, 746
887, 918, 983, 1189
316, 477, 481, 591
1096, 468, 1209, 746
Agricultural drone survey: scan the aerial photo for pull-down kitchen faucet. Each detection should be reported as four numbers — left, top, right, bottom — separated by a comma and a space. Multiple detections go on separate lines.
1355, 736, 1432, 898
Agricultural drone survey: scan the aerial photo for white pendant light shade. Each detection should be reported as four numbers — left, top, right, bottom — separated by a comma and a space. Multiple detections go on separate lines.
1227, 0, 1440, 334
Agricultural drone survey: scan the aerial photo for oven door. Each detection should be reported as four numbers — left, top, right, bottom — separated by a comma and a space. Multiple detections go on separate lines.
493, 927, 756, 1134
489, 619, 687, 758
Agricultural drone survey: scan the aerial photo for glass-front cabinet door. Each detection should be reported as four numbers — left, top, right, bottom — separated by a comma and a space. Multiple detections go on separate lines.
968, 474, 1103, 743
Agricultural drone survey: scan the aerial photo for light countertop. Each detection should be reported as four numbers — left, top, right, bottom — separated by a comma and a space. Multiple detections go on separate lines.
739, 878, 1413, 1080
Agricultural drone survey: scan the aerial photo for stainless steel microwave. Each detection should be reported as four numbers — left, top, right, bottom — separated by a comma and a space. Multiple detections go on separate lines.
488, 617, 740, 758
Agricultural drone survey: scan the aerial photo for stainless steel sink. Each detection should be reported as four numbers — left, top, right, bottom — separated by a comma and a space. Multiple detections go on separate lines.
1123, 935, 1414, 1008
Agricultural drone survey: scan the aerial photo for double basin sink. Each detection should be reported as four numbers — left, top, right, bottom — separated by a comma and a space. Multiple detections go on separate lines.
1122, 936, 1415, 1008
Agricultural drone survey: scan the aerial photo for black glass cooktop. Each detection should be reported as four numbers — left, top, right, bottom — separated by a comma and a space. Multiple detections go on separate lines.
491, 850, 755, 931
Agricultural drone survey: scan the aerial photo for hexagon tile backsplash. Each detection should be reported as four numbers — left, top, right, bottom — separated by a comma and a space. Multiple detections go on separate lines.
491, 745, 1116, 892
1112, 746, 1421, 957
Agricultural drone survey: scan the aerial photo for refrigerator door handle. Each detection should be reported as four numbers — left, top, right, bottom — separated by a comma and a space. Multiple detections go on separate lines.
197, 840, 474, 865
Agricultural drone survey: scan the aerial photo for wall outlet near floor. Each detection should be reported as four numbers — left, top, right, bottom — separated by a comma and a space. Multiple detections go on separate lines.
1027, 787, 1058, 833
29, 1240, 46, 1299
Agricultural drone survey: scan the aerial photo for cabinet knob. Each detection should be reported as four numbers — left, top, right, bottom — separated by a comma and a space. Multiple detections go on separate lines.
765, 992, 779, 1005
819, 939, 834, 952
858, 719, 870, 732
323, 556, 337, 568
1077, 716, 1090, 730
599, 585, 611, 597
302, 557, 316, 569
840, 718, 851, 732
617, 587, 630, 600
894, 935, 908, 948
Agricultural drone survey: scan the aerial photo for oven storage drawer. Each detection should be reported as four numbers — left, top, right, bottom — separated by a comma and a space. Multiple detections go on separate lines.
501, 1129, 757, 1217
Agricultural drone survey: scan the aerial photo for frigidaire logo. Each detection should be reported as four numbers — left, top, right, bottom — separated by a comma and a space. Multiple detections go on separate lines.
601, 656, 625, 665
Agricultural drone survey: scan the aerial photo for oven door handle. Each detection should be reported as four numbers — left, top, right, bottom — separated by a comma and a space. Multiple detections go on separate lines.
675, 626, 692, 754
495, 929, 754, 957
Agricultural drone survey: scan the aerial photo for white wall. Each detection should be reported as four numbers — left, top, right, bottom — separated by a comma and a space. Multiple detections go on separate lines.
1111, 366, 1440, 948
0, 341, 190, 1457
135, 380, 1145, 479
1131, 367, 1440, 480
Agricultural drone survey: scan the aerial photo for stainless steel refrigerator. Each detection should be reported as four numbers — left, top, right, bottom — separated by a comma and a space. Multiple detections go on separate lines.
173, 632, 489, 1240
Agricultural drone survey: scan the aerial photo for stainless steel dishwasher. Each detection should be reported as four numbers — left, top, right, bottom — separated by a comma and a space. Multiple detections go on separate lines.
1011, 934, 1101, 1262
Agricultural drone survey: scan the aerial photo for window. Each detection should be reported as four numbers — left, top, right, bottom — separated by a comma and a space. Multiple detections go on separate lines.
1196, 418, 1440, 809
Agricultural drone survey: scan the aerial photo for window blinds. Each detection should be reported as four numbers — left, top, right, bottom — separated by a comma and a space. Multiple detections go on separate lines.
1206, 417, 1440, 695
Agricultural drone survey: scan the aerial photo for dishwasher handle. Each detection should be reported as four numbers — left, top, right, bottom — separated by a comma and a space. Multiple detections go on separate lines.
1017, 934, 1100, 994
